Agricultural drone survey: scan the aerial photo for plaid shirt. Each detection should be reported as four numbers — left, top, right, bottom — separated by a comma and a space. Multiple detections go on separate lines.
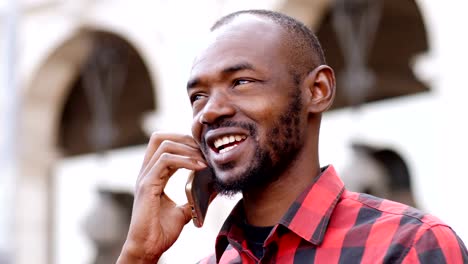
198, 165, 468, 263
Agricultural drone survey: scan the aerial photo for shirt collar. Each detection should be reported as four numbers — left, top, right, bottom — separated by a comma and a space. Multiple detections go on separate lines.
277, 165, 344, 245
215, 165, 344, 261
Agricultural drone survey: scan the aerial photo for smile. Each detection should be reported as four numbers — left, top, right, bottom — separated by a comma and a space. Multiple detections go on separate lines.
213, 134, 247, 154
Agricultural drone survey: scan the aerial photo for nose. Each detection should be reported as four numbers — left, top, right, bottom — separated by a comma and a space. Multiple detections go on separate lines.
198, 91, 236, 125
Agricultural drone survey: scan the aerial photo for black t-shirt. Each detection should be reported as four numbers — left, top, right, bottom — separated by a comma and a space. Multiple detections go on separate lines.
242, 222, 274, 260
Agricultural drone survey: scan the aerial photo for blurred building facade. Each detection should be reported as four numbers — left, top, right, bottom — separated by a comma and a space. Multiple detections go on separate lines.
0, 0, 467, 263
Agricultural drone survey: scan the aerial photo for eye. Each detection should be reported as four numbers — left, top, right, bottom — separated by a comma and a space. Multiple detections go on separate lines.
190, 93, 206, 104
233, 79, 252, 86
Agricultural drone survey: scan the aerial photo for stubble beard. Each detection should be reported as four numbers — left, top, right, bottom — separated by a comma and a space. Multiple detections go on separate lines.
206, 88, 304, 197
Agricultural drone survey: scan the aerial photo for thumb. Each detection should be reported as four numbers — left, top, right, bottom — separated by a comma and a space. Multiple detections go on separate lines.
178, 203, 193, 225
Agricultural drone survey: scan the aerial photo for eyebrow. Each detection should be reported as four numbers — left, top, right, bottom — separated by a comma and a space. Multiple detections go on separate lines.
221, 62, 256, 75
186, 62, 256, 90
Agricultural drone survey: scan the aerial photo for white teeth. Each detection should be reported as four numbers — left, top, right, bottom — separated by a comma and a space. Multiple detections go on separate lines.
213, 134, 247, 152
214, 140, 222, 149
219, 145, 236, 154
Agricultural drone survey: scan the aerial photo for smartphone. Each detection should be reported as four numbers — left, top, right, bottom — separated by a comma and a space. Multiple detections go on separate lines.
185, 167, 218, 228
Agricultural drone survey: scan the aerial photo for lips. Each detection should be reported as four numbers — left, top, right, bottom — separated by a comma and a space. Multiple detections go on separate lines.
203, 127, 251, 165
213, 134, 247, 153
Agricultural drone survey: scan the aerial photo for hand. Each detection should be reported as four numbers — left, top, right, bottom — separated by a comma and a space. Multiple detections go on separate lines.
117, 132, 207, 263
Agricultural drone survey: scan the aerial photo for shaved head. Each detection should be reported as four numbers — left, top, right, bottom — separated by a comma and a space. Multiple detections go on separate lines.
211, 9, 326, 84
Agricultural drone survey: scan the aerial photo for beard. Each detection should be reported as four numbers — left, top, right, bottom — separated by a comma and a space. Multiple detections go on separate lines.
201, 87, 304, 196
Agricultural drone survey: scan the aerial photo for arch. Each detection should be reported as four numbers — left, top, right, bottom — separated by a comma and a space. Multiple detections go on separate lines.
17, 28, 157, 264
22, 28, 157, 157
343, 143, 417, 208
279, 0, 430, 109
57, 30, 156, 156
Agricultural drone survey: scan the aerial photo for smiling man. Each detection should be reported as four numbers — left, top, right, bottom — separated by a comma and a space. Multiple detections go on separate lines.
117, 10, 467, 264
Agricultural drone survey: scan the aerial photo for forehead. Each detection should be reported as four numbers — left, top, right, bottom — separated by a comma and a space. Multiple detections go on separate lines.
190, 15, 288, 77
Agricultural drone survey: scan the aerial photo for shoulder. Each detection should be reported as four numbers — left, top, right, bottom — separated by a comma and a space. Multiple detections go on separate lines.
336, 190, 468, 263
403, 221, 468, 263
339, 190, 444, 228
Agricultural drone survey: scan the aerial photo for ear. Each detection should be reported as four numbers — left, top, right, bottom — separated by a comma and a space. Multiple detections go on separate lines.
302, 65, 336, 114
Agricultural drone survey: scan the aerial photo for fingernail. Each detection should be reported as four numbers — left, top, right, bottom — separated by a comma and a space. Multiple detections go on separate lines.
198, 161, 207, 167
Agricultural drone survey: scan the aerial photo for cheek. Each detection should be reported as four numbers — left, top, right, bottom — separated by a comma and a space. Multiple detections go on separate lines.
242, 98, 285, 135
243, 95, 280, 118
254, 110, 281, 143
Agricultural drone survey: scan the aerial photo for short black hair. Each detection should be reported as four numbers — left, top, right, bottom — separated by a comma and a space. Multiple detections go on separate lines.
211, 9, 327, 77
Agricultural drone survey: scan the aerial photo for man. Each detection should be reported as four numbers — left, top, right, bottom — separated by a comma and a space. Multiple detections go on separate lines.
117, 10, 467, 263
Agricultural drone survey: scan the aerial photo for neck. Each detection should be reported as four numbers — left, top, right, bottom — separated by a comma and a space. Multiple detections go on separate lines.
242, 146, 321, 227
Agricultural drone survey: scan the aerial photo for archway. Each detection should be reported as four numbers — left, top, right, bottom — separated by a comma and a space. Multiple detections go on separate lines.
18, 29, 156, 264
342, 143, 417, 208
58, 31, 155, 156
280, 0, 430, 109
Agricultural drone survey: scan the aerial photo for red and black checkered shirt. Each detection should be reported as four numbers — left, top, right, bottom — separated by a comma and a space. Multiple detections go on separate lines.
198, 165, 468, 263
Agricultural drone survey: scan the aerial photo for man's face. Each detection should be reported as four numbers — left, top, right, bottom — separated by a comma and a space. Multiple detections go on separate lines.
188, 16, 307, 195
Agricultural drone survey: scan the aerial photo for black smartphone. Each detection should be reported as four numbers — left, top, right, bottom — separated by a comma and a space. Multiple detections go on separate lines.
185, 167, 218, 227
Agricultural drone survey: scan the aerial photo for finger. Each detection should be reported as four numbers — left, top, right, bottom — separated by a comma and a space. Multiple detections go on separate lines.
139, 139, 206, 180
150, 152, 206, 185
140, 153, 206, 193
141, 140, 205, 178
141, 133, 200, 170
160, 192, 192, 223
178, 203, 193, 225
